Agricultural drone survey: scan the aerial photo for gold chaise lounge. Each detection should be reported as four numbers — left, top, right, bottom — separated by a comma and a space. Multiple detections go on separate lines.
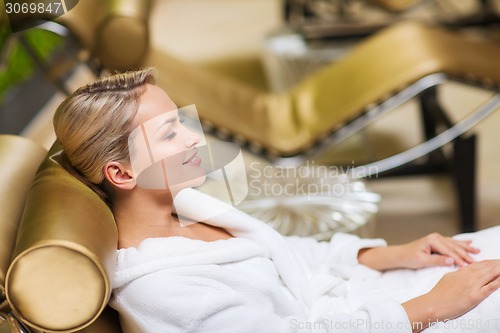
2, 2, 500, 332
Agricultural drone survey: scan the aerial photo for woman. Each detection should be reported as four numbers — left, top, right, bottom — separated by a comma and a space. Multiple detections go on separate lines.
53, 68, 500, 333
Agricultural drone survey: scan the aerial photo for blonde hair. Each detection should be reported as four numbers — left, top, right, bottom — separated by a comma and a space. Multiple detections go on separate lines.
53, 67, 157, 204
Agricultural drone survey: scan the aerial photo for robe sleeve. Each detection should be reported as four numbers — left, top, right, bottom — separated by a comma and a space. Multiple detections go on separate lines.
283, 232, 387, 274
112, 276, 412, 333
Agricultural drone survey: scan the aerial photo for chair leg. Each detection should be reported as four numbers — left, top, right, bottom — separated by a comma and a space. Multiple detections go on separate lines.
420, 87, 478, 232
380, 87, 478, 233
451, 134, 477, 232
419, 87, 452, 165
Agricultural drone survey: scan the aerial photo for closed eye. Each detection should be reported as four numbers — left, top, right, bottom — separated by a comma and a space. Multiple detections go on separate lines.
161, 117, 184, 140
164, 131, 177, 140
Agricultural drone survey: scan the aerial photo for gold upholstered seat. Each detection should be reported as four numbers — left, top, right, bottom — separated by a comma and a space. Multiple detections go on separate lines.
2, 1, 500, 332
1, 0, 139, 330
0, 136, 122, 333
0, 135, 46, 333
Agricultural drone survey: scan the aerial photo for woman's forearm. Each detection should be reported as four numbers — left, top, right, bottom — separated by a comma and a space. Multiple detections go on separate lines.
357, 246, 402, 271
401, 295, 438, 333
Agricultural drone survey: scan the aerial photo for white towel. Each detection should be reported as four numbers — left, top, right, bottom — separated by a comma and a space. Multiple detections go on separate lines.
110, 188, 500, 333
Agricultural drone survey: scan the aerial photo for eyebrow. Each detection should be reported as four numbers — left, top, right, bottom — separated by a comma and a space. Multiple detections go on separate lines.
154, 116, 177, 134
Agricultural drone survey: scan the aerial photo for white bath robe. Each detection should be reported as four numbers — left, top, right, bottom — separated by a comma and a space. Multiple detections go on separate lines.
110, 188, 500, 333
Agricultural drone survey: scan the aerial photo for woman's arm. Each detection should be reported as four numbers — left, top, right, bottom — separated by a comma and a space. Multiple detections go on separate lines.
402, 260, 500, 333
358, 233, 480, 271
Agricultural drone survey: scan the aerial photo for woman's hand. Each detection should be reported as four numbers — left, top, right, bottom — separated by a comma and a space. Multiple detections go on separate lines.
393, 232, 480, 269
358, 233, 480, 271
402, 260, 500, 332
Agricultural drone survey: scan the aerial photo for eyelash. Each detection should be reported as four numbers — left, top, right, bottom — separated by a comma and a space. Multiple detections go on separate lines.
165, 132, 177, 140
163, 118, 185, 140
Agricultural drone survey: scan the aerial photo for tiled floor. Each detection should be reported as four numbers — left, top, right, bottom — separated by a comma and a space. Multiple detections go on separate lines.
23, 0, 500, 244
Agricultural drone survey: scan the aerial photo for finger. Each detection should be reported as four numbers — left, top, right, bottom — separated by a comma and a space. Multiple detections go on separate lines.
481, 276, 500, 295
427, 254, 454, 267
454, 239, 481, 254
430, 241, 468, 267
477, 263, 500, 296
452, 240, 479, 263
449, 245, 476, 265
439, 239, 477, 265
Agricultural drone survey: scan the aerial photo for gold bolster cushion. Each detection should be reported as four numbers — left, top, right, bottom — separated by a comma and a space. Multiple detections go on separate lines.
146, 21, 500, 156
95, 0, 151, 71
3, 0, 150, 71
0, 135, 46, 311
5, 145, 118, 332
56, 0, 151, 71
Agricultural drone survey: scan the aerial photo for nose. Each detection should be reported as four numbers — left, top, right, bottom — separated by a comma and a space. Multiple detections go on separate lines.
183, 126, 200, 148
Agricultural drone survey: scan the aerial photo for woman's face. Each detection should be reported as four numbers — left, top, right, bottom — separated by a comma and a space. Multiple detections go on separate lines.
130, 84, 206, 193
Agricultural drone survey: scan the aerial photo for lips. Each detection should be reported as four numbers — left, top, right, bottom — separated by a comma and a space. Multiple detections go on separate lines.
182, 149, 201, 165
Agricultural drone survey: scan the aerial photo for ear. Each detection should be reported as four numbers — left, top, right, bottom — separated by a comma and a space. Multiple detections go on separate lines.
103, 161, 136, 190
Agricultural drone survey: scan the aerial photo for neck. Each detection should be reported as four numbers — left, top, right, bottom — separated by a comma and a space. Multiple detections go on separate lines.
113, 188, 179, 248
112, 187, 234, 248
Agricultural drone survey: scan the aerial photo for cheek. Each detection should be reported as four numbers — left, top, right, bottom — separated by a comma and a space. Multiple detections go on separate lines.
151, 141, 184, 164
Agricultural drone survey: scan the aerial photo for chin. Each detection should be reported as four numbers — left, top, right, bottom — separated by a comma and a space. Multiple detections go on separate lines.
168, 174, 206, 194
